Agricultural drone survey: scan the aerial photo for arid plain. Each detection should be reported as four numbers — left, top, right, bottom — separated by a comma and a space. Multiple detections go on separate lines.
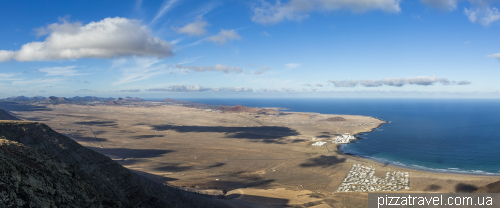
5, 102, 500, 208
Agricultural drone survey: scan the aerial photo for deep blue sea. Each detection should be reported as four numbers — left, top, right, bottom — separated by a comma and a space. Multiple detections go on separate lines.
157, 98, 500, 175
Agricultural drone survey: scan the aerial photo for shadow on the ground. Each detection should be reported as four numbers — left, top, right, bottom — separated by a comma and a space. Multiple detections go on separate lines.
206, 162, 226, 169
75, 121, 117, 127
132, 135, 165, 139
424, 184, 442, 191
129, 169, 178, 185
0, 102, 52, 111
89, 147, 174, 160
154, 163, 193, 172
299, 155, 346, 168
455, 183, 478, 193
149, 125, 299, 144
221, 194, 289, 205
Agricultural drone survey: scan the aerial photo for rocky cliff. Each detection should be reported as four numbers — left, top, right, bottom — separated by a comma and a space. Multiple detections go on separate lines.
0, 121, 226, 207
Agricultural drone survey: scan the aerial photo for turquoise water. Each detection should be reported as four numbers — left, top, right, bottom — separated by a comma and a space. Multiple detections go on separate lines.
166, 98, 500, 175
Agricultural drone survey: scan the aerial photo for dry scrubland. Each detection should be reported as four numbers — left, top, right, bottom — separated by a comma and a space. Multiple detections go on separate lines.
6, 103, 500, 208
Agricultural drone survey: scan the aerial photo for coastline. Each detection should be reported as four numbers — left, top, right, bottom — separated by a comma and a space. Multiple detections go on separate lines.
4, 100, 500, 200
336, 117, 500, 176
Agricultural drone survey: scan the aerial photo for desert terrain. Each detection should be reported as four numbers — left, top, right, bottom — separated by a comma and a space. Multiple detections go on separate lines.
3, 102, 499, 208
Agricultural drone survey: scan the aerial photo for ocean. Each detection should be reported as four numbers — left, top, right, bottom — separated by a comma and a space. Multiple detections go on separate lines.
161, 98, 500, 175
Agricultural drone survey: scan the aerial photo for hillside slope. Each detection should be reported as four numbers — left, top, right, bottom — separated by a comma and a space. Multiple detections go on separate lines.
0, 121, 226, 207
0, 109, 19, 120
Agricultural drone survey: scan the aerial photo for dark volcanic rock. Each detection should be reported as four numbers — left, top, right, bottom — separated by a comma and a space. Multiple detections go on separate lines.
0, 121, 226, 208
0, 139, 100, 207
325, 117, 346, 122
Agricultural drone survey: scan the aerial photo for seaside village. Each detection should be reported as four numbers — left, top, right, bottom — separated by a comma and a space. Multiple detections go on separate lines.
312, 135, 410, 192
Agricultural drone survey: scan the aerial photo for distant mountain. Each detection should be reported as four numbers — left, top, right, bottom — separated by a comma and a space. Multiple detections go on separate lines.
106, 97, 144, 105
69, 96, 113, 102
42, 96, 70, 104
3, 96, 46, 102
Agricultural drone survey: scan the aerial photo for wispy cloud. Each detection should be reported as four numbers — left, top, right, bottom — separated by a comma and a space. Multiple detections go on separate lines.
251, 0, 401, 25
112, 57, 168, 85
121, 89, 141, 92
173, 20, 209, 36
12, 78, 64, 86
420, 0, 458, 11
207, 29, 241, 45
38, 66, 86, 76
464, 6, 500, 26
329, 76, 471, 87
146, 85, 210, 92
258, 88, 278, 92
175, 64, 244, 74
285, 63, 301, 68
212, 87, 253, 92
150, 0, 180, 25
254, 65, 270, 74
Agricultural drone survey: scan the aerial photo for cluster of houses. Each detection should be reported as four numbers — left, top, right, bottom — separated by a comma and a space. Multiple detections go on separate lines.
332, 134, 357, 143
336, 164, 410, 192
311, 141, 327, 146
203, 109, 223, 113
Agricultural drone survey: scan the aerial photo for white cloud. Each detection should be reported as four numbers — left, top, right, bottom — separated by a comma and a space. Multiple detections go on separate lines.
0, 50, 15, 62
175, 64, 244, 73
486, 53, 500, 59
285, 63, 301, 68
0, 73, 21, 81
252, 0, 401, 25
254, 65, 270, 74
121, 89, 141, 92
259, 88, 278, 92
329, 76, 470, 87
420, 0, 459, 11
12, 78, 64, 86
38, 66, 85, 76
150, 0, 179, 25
212, 87, 253, 92
207, 29, 241, 45
146, 85, 210, 92
0, 17, 173, 62
464, 6, 500, 26
173, 20, 209, 36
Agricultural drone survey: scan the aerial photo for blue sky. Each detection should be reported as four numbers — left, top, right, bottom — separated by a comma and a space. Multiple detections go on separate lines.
1, 0, 500, 98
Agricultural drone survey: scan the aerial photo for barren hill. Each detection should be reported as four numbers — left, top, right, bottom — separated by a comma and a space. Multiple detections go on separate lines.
0, 121, 226, 207
0, 109, 19, 120
475, 181, 500, 193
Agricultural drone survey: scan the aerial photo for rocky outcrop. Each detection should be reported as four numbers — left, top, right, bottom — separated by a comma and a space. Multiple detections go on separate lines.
0, 121, 226, 207
325, 117, 346, 122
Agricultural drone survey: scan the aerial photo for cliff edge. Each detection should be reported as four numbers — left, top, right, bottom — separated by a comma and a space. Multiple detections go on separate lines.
0, 121, 226, 207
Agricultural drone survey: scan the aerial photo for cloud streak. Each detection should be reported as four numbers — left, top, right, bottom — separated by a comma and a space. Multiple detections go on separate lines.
146, 85, 252, 92
329, 76, 471, 87
173, 20, 209, 36
0, 17, 173, 62
252, 0, 402, 25
38, 66, 85, 76
175, 64, 244, 74
207, 29, 241, 45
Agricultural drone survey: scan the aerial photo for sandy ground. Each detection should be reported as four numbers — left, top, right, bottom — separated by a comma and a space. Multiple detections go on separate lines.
5, 103, 500, 208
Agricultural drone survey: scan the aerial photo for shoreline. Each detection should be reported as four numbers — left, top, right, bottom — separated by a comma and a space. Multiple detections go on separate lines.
336, 119, 500, 176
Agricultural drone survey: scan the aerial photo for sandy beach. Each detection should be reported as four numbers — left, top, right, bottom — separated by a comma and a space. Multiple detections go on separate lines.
5, 103, 499, 208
